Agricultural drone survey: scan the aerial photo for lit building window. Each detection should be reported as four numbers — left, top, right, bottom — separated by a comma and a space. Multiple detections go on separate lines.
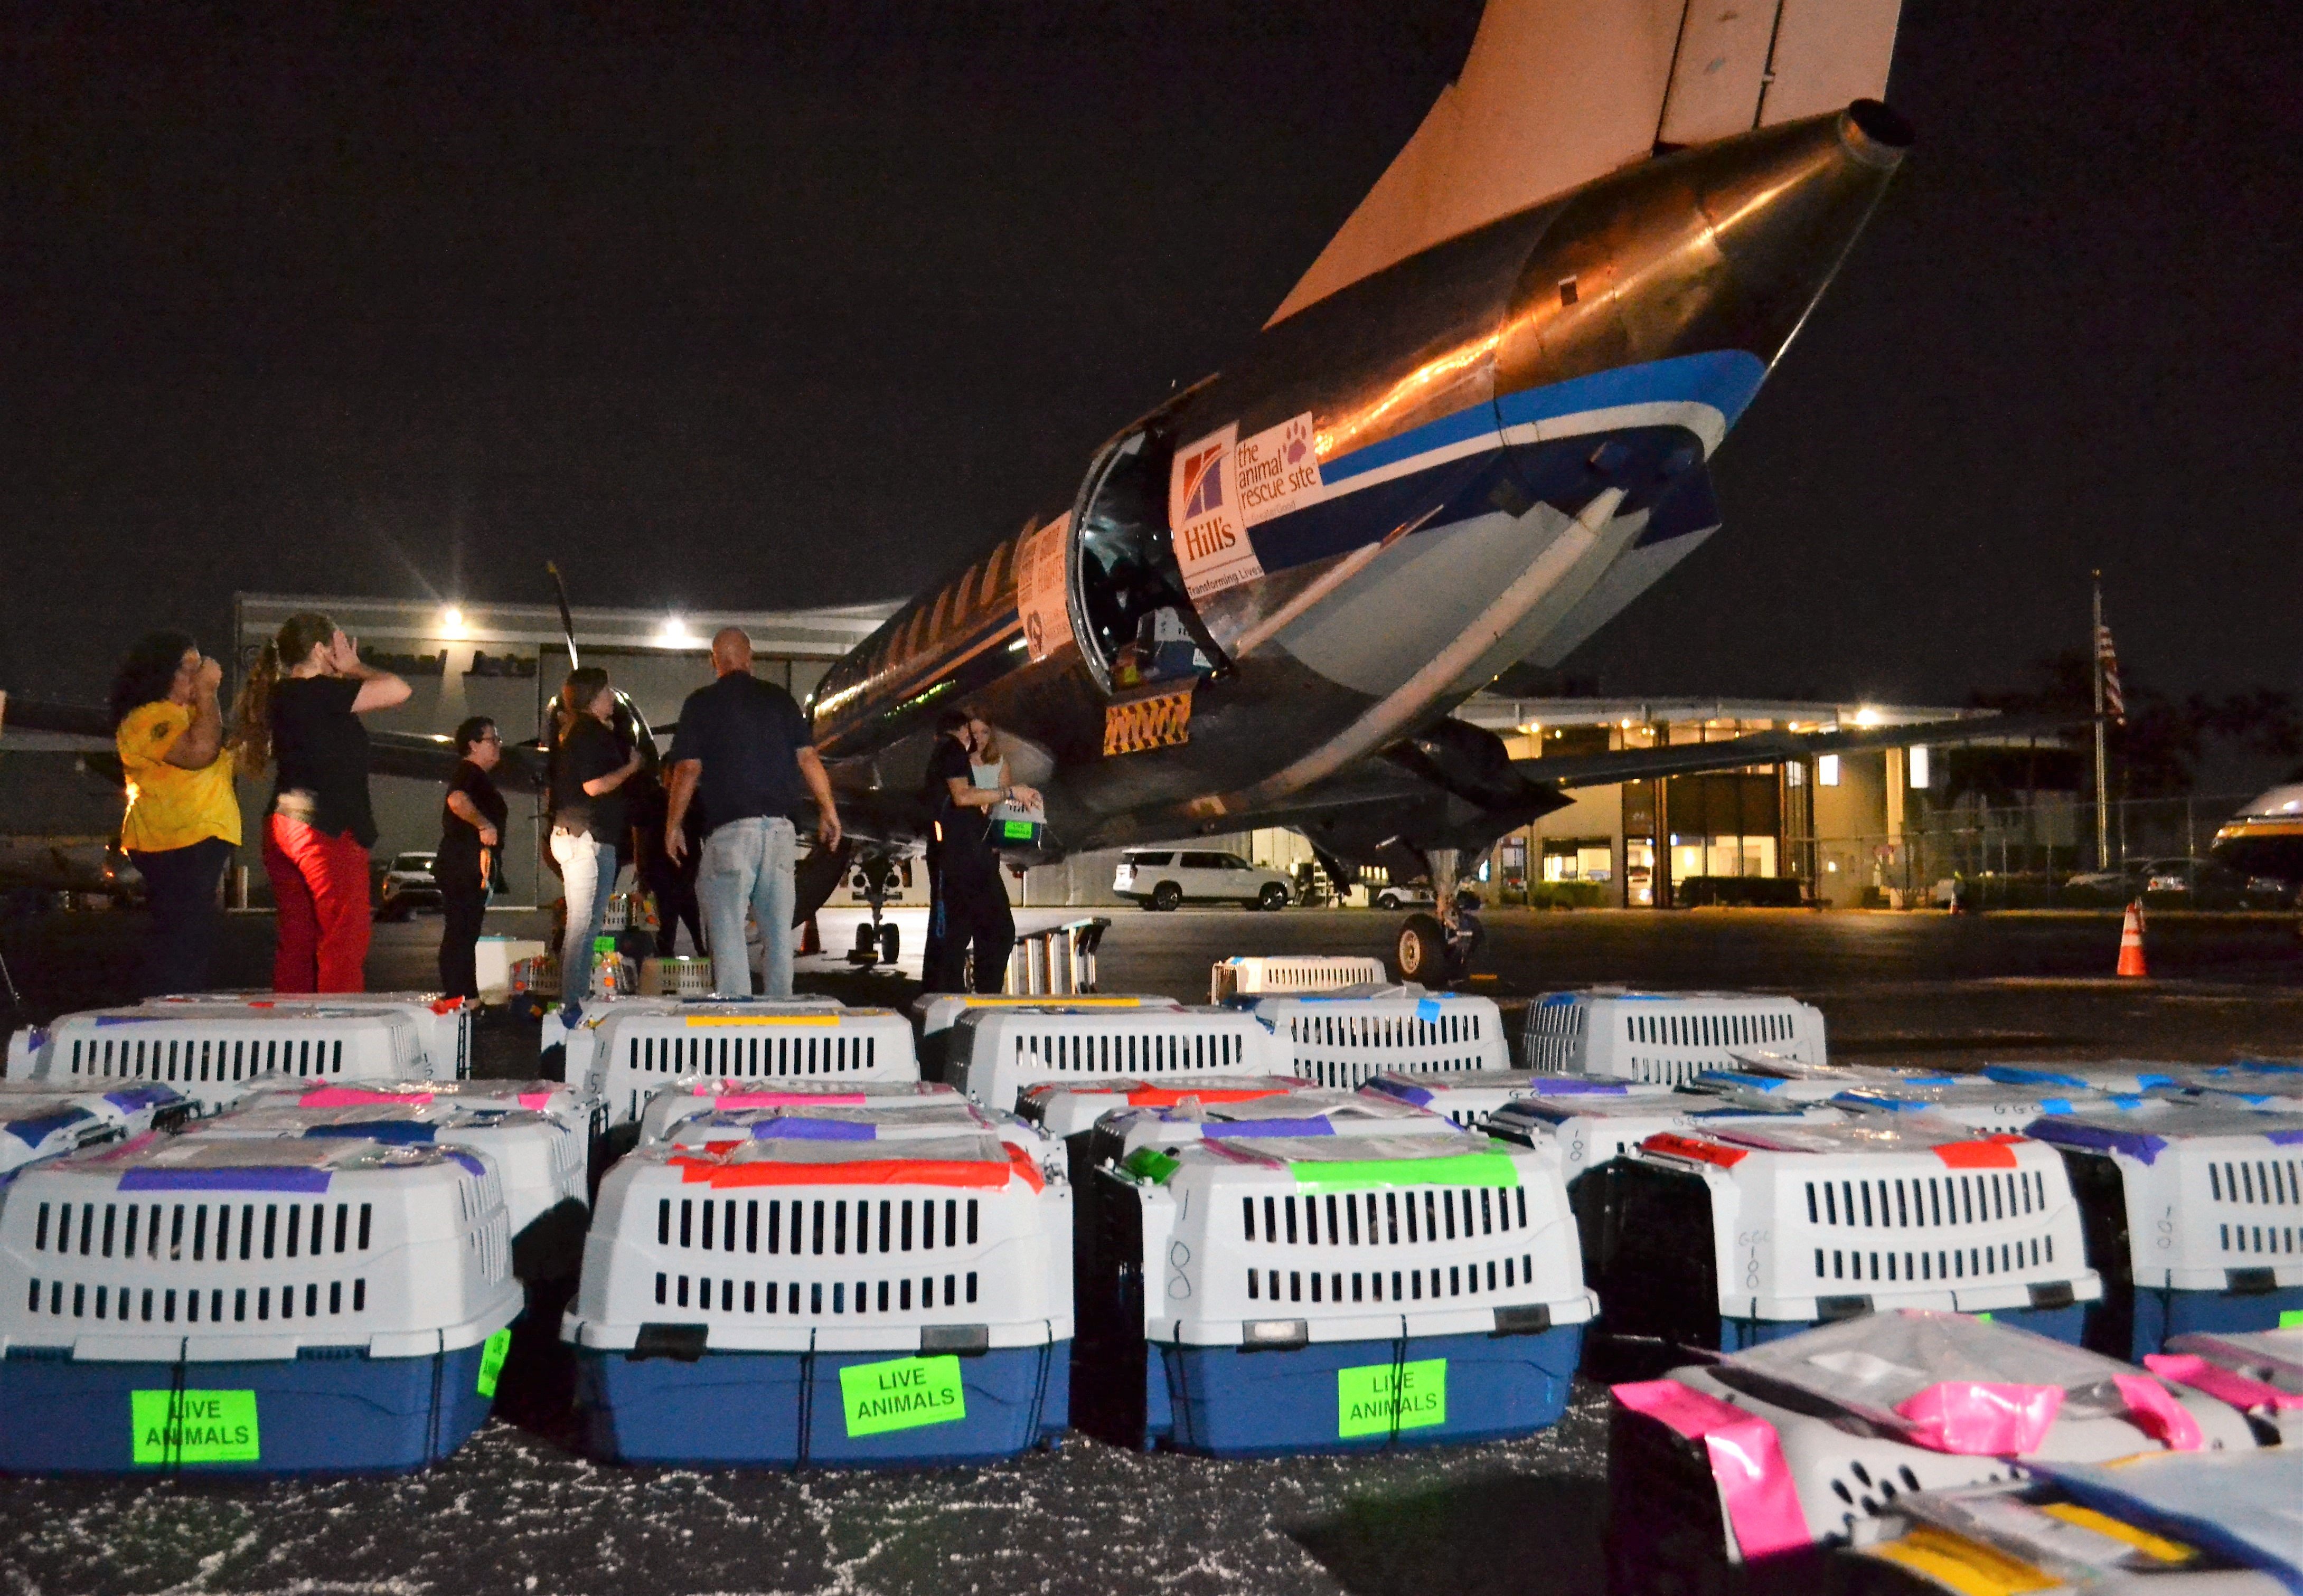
1784, 761, 1804, 789
1818, 754, 1840, 787
1908, 745, 1931, 789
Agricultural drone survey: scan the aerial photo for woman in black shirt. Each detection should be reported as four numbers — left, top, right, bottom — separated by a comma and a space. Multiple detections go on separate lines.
229, 611, 410, 993
548, 666, 642, 998
434, 716, 508, 1002
921, 708, 1037, 994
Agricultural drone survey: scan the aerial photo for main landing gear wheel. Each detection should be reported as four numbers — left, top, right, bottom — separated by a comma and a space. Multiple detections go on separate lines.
1151, 882, 1182, 912
849, 921, 881, 966
1258, 883, 1289, 912
878, 922, 900, 964
1395, 913, 1447, 983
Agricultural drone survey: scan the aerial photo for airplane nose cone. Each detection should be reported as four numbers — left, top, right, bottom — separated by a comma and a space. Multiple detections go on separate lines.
1496, 102, 1912, 395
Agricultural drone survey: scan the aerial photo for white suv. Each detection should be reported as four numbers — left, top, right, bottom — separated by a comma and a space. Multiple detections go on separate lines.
1114, 849, 1291, 912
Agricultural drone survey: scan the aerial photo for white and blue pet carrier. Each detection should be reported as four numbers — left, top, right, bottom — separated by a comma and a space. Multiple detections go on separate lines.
572, 1003, 918, 1128
1245, 988, 1509, 1089
8, 1007, 429, 1115
953, 1006, 1282, 1113
1521, 989, 1826, 1083
143, 992, 474, 1081
0, 1081, 192, 1175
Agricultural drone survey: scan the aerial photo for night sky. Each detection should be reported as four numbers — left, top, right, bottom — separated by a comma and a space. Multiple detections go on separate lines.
6, 1, 2298, 711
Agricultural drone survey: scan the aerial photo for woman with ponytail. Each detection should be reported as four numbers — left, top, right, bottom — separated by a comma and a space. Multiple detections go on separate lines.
547, 666, 642, 998
231, 612, 410, 992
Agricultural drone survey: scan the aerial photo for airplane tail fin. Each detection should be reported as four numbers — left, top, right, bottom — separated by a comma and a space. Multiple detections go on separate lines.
1268, 0, 1903, 327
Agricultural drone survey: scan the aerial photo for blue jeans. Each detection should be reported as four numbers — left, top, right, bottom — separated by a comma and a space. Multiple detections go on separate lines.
551, 828, 617, 998
699, 816, 796, 997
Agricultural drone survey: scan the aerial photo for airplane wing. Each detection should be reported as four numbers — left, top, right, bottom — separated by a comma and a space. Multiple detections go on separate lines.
1269, 0, 1903, 325
1515, 711, 2081, 789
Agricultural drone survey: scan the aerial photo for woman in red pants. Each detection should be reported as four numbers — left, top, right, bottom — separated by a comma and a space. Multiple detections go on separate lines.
231, 612, 410, 992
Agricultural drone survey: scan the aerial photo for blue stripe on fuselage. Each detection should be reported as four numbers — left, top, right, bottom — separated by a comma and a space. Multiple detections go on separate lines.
1489, 348, 1766, 433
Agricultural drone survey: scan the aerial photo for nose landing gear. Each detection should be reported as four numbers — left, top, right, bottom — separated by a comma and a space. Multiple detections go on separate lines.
845, 850, 903, 969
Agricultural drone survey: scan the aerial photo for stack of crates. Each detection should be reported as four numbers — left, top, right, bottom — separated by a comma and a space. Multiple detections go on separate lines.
0, 1132, 522, 1473
1245, 988, 1509, 1089
1603, 1310, 2258, 1591
2023, 1103, 2303, 1358
563, 1111, 1072, 1466
1522, 989, 1826, 1083
0, 1081, 193, 1175
1209, 956, 1384, 1005
636, 1079, 963, 1146
144, 993, 474, 1082
571, 1002, 919, 1129
6, 1007, 431, 1115
1082, 1129, 1593, 1455
1590, 1118, 2100, 1349
1364, 1069, 1632, 1129
911, 993, 1181, 1081
953, 1006, 1280, 1113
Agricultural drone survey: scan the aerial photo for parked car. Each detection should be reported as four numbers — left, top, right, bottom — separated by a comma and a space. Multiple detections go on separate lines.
1113, 849, 1291, 911
1371, 882, 1436, 911
375, 851, 441, 920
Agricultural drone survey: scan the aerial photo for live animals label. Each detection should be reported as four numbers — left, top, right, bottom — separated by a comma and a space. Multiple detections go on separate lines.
476, 1327, 513, 1398
131, 1389, 260, 1465
1337, 1358, 1446, 1438
840, 1354, 966, 1437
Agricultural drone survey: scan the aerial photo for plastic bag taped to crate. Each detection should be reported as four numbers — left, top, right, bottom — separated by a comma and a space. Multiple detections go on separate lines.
2018, 1448, 2303, 1592
546, 994, 845, 1090
1605, 1311, 2255, 1574
0, 1134, 522, 1474
1092, 1131, 1592, 1456
1246, 989, 1508, 1089
2167, 1066, 2303, 1115
1831, 1080, 2147, 1136
238, 1075, 605, 1151
145, 992, 475, 1082
1981, 1060, 2191, 1096
1487, 1094, 1844, 1183
1361, 1069, 1639, 1129
11, 1008, 430, 1115
1602, 1120, 2101, 1352
660, 1102, 1011, 1152
637, 1079, 959, 1146
1523, 989, 1826, 1084
1697, 1056, 1960, 1108
0, 1081, 194, 1173
1090, 1089, 1459, 1170
1018, 1076, 1309, 1139
584, 1005, 917, 1128
563, 1129, 1071, 1466
955, 1006, 1282, 1112
2022, 1105, 2303, 1360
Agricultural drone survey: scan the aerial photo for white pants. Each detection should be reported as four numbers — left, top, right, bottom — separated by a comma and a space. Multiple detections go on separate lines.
699, 816, 796, 998
550, 828, 621, 999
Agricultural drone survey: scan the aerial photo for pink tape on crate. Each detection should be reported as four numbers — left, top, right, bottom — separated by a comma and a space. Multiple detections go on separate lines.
1892, 1381, 2063, 1455
1612, 1381, 1810, 1559
300, 1087, 432, 1108
711, 1092, 867, 1108
2111, 1374, 2204, 1450
2146, 1353, 2303, 1412
517, 1092, 554, 1110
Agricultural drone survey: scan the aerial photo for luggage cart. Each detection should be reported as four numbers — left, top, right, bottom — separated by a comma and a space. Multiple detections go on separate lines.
636, 1079, 962, 1146
145, 992, 474, 1082
1209, 956, 1386, 1005
911, 993, 1180, 1082
1593, 1119, 2100, 1351
2024, 1104, 2303, 1359
578, 1004, 919, 1129
1604, 1310, 2255, 1591
563, 1121, 1072, 1466
1245, 988, 1509, 1089
1522, 989, 1827, 1083
8, 1008, 430, 1115
0, 1134, 522, 1474
953, 1006, 1282, 1113
1081, 1129, 1591, 1455
1362, 1069, 1661, 1129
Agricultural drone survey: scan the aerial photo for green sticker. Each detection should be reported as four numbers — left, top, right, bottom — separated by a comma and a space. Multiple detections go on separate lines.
1975, 1312, 1994, 1324
1292, 1152, 1519, 1192
1337, 1358, 1447, 1439
840, 1355, 967, 1437
2281, 1310, 2303, 1329
476, 1326, 514, 1399
131, 1389, 260, 1465
1123, 1147, 1180, 1185
1001, 820, 1036, 841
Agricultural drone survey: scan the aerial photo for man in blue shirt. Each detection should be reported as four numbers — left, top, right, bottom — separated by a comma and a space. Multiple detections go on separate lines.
664, 628, 842, 997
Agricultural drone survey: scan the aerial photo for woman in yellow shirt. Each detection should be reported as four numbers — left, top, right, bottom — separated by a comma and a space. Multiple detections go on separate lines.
112, 631, 242, 995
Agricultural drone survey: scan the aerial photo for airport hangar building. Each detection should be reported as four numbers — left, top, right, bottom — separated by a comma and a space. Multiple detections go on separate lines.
231, 593, 2017, 914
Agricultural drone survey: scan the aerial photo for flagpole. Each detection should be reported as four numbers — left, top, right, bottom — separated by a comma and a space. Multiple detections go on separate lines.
2092, 570, 2110, 870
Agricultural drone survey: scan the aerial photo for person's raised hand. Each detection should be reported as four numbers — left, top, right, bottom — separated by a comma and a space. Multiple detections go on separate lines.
330, 631, 362, 674
195, 655, 223, 695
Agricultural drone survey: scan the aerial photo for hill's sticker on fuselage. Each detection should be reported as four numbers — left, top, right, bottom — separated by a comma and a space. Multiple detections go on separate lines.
1171, 415, 1319, 601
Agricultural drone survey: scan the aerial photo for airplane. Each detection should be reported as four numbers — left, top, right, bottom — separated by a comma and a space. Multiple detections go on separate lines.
2210, 786, 2303, 900
6, 1, 2051, 977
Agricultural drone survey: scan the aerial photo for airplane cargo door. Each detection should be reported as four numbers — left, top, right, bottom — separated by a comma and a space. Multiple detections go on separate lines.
1068, 427, 1224, 699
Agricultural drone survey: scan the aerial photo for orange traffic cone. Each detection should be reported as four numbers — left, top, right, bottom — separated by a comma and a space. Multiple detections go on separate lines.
2116, 900, 2147, 978
800, 915, 821, 957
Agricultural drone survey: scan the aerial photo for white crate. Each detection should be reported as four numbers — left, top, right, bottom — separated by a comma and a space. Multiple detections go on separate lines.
638, 1079, 962, 1146
1018, 1076, 1311, 1139
0, 1080, 194, 1174
9, 1008, 429, 1115
1209, 956, 1386, 1004
640, 957, 716, 997
912, 992, 1182, 1043
1487, 1095, 1840, 1183
1695, 1056, 1959, 1107
577, 1004, 918, 1128
659, 1101, 1011, 1152
547, 994, 847, 1094
1091, 1087, 1459, 1166
0, 1134, 521, 1359
1247, 989, 1510, 1089
1981, 1060, 2192, 1095
145, 993, 474, 1082
954, 1007, 1282, 1112
566, 1124, 1073, 1356
1522, 989, 1826, 1083
1831, 1080, 2145, 1136
1360, 1069, 1610, 1129
1609, 1310, 2255, 1571
190, 1102, 585, 1250
1619, 1118, 2100, 1334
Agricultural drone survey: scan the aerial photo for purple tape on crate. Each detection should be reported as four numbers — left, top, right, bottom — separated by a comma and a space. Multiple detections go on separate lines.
119, 1166, 333, 1192
1202, 1117, 1337, 1139
2023, 1118, 2170, 1165
446, 1151, 487, 1177
304, 1121, 436, 1145
104, 1085, 180, 1111
6, 1109, 91, 1147
1525, 1079, 1632, 1097
1366, 1080, 1435, 1106
92, 1015, 170, 1026
747, 1118, 876, 1141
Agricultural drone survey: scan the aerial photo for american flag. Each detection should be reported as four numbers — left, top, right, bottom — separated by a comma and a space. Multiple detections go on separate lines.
2095, 621, 2125, 724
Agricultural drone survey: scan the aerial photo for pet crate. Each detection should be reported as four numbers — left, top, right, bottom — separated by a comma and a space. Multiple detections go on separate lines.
0, 1133, 522, 1473
2024, 1104, 2303, 1359
0, 1080, 194, 1175
144, 993, 474, 1082
544, 994, 847, 1090
1245, 989, 1509, 1089
575, 1004, 919, 1128
1522, 989, 1827, 1083
1079, 1130, 1592, 1456
1208, 956, 1386, 1005
562, 1123, 1073, 1466
656, 1101, 1009, 1152
1086, 1088, 1459, 1170
8, 1008, 430, 1115
1360, 1069, 1658, 1129
1592, 1118, 2101, 1351
1603, 1309, 2256, 1588
952, 1007, 1283, 1113
911, 994, 1181, 1081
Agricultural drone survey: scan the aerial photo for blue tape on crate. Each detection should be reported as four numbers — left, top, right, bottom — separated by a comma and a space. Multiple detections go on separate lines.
305, 1121, 436, 1146
119, 1167, 333, 1192
1416, 998, 1444, 1022
2023, 1119, 2171, 1164
1987, 1064, 2179, 1090
104, 1085, 181, 1111
1525, 1079, 1633, 1097
747, 1118, 876, 1141
92, 1016, 169, 1026
445, 1151, 487, 1177
6, 1109, 92, 1148
1202, 1118, 1336, 1139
